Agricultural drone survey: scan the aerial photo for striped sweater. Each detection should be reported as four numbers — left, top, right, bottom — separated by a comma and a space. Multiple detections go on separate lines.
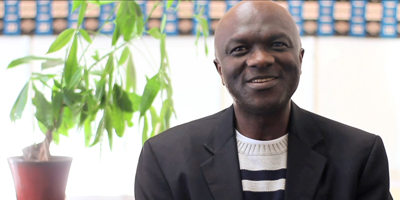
236, 131, 288, 200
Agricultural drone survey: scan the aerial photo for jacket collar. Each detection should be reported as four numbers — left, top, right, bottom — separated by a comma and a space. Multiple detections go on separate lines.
285, 102, 326, 200
201, 106, 244, 200
201, 102, 326, 200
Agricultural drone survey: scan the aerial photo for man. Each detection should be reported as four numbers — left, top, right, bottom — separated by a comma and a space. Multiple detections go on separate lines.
135, 1, 393, 200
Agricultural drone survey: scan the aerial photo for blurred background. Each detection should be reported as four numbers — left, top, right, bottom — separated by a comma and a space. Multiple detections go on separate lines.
0, 0, 399, 199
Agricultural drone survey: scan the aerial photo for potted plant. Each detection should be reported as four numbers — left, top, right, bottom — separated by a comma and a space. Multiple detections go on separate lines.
6, 1, 209, 199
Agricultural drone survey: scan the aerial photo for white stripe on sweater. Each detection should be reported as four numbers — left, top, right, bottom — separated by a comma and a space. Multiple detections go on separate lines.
242, 179, 286, 192
238, 153, 287, 171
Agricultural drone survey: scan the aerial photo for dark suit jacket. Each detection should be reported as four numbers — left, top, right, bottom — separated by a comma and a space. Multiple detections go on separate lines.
135, 102, 393, 200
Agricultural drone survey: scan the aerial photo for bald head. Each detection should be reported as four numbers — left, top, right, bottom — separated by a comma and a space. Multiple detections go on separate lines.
212, 0, 305, 116
214, 1, 301, 60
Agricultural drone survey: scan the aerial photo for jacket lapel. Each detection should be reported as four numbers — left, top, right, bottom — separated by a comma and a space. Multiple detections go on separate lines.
201, 106, 244, 200
200, 103, 327, 200
284, 102, 327, 200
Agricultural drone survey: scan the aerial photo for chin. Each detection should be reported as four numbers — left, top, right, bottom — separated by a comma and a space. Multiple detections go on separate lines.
236, 100, 289, 116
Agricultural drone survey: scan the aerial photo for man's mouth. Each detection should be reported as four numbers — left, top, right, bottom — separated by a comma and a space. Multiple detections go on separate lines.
247, 77, 279, 90
250, 77, 277, 83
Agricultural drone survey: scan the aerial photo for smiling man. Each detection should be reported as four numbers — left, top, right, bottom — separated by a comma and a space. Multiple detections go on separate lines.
135, 1, 392, 200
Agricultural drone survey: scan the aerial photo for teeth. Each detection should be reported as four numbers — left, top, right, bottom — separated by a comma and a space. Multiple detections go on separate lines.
251, 78, 275, 83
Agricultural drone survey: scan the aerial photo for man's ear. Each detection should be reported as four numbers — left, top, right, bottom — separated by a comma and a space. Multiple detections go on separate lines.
299, 48, 305, 75
213, 59, 225, 86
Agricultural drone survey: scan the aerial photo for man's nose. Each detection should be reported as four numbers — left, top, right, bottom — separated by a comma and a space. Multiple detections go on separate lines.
246, 48, 274, 68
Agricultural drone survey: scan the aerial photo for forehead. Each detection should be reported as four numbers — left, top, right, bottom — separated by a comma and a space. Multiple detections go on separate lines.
215, 3, 298, 47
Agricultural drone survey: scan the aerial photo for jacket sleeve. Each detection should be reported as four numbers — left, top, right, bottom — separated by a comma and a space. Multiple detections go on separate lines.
356, 136, 393, 200
135, 141, 174, 200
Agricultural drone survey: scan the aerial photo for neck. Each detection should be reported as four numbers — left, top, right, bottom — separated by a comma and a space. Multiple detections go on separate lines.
234, 101, 291, 141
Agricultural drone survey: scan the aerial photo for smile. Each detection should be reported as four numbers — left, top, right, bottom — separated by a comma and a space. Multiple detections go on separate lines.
250, 77, 276, 83
247, 77, 278, 90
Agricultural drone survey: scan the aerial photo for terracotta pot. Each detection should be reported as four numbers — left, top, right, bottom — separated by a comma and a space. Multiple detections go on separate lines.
8, 156, 73, 200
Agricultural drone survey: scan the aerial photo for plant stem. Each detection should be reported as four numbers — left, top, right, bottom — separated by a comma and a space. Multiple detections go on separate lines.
78, 4, 118, 65
88, 42, 128, 71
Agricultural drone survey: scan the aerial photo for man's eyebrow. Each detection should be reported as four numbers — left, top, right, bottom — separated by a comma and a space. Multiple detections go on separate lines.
268, 32, 292, 42
225, 38, 248, 46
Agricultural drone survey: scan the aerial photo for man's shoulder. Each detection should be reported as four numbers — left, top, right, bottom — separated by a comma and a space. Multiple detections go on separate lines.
303, 108, 378, 147
146, 108, 227, 147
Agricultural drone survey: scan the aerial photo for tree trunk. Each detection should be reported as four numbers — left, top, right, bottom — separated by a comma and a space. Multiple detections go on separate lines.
22, 129, 52, 161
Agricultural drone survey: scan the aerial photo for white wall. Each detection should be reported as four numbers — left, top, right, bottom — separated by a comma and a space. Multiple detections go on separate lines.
0, 35, 399, 198
314, 37, 400, 194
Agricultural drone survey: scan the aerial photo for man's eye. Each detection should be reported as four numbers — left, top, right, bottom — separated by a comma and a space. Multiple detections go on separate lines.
231, 46, 247, 53
272, 42, 287, 48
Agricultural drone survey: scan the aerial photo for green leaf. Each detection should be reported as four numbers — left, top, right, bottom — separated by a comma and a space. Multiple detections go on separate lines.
71, 1, 83, 13
113, 84, 133, 112
103, 53, 114, 79
134, 1, 144, 36
199, 18, 210, 55
195, 23, 201, 46
7, 56, 59, 69
62, 89, 82, 106
126, 54, 137, 92
199, 18, 209, 36
32, 85, 54, 130
79, 29, 92, 44
95, 79, 106, 101
64, 107, 76, 128
89, 70, 103, 76
139, 75, 161, 117
160, 34, 167, 68
54, 108, 64, 129
57, 107, 74, 136
118, 47, 130, 66
77, 2, 87, 27
52, 91, 63, 121
69, 67, 83, 89
148, 27, 161, 39
54, 80, 62, 88
128, 92, 141, 112
37, 120, 48, 135
123, 2, 137, 41
33, 74, 53, 88
166, 0, 174, 10
10, 81, 30, 122
84, 68, 90, 91
115, 1, 136, 43
47, 29, 76, 54
84, 119, 92, 147
90, 115, 105, 147
160, 14, 167, 33
79, 103, 89, 125
53, 132, 60, 145
142, 114, 149, 145
111, 103, 125, 137
160, 98, 174, 130
105, 107, 113, 150
88, 0, 115, 6
57, 122, 69, 137
41, 58, 64, 70
149, 106, 159, 128
123, 111, 134, 127
92, 50, 101, 61
112, 23, 121, 46
64, 35, 79, 87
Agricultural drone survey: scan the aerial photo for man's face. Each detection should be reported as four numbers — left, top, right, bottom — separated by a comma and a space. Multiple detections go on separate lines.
214, 3, 304, 115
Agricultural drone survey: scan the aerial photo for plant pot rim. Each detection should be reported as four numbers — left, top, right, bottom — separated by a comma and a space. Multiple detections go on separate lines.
8, 156, 73, 163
